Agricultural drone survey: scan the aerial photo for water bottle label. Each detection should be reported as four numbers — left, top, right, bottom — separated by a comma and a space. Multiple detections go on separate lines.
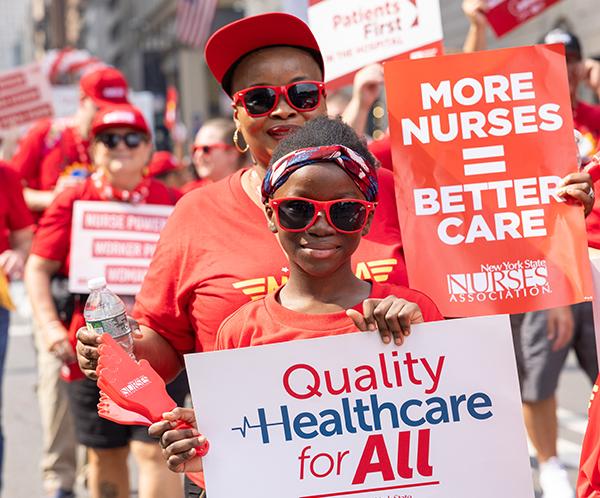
86, 311, 130, 338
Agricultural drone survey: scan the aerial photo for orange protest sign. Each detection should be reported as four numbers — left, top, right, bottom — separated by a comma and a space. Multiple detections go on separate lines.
385, 44, 593, 317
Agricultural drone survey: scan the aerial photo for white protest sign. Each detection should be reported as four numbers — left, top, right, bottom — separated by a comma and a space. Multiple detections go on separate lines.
69, 201, 173, 295
185, 315, 534, 497
0, 63, 53, 130
308, 0, 443, 87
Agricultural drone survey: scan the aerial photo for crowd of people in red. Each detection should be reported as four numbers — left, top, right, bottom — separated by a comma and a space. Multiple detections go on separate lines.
1, 2, 600, 498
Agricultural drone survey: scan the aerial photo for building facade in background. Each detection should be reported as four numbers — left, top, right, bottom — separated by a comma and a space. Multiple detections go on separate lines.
21, 0, 600, 141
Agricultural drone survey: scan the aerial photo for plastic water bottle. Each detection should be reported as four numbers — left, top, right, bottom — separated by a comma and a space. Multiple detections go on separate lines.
84, 277, 135, 358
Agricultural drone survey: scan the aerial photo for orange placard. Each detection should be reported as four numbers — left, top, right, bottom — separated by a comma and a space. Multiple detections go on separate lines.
384, 44, 593, 317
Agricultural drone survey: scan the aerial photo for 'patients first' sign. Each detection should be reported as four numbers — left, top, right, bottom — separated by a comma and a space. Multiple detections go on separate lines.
308, 0, 443, 88
385, 44, 593, 317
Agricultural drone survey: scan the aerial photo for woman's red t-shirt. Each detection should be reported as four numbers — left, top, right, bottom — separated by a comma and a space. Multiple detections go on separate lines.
216, 281, 443, 350
133, 168, 408, 354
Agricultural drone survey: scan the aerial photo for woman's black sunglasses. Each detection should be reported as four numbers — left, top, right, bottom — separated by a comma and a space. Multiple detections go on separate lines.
96, 132, 147, 149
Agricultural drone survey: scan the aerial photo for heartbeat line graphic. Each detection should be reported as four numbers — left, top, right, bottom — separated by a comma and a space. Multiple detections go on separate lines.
231, 416, 260, 437
231, 415, 285, 438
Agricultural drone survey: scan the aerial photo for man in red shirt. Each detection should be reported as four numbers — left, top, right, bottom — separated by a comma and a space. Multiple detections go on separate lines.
11, 66, 129, 217
12, 66, 129, 498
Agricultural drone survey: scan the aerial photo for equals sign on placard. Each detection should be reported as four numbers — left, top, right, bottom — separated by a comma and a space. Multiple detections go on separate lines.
462, 145, 506, 176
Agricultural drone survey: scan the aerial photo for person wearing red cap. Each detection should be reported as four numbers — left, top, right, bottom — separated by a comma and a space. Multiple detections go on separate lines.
74, 13, 596, 497
24, 103, 183, 498
147, 151, 189, 191
182, 118, 247, 193
9, 65, 129, 498
11, 66, 129, 217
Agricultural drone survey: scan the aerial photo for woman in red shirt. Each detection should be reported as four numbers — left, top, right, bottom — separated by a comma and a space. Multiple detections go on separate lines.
24, 104, 183, 498
77, 12, 409, 385
182, 118, 248, 193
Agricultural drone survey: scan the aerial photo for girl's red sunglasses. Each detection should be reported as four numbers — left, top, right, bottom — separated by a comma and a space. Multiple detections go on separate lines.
233, 81, 326, 117
269, 197, 376, 234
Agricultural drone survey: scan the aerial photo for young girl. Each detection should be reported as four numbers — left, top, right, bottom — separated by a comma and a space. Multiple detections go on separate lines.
150, 117, 442, 479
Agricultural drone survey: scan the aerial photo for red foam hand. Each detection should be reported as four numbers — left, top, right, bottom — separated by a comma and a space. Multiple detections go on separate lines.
97, 333, 177, 421
96, 334, 209, 459
98, 391, 153, 426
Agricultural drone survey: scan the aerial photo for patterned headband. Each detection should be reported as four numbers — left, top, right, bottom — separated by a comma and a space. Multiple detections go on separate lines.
262, 144, 378, 203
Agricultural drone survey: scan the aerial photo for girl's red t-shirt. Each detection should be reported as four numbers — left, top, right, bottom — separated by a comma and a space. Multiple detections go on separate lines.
133, 168, 408, 354
215, 281, 443, 350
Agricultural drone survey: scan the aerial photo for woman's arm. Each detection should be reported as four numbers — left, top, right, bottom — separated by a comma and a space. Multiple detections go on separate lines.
24, 254, 75, 362
462, 0, 489, 53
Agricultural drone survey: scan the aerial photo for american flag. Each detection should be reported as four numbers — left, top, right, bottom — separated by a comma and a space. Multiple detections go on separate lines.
176, 0, 217, 48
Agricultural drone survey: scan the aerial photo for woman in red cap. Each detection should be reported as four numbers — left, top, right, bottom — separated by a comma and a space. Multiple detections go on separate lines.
25, 104, 183, 498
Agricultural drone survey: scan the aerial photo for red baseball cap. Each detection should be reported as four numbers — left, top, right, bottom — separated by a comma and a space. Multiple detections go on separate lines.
205, 12, 324, 96
147, 151, 182, 177
91, 104, 150, 137
80, 66, 129, 106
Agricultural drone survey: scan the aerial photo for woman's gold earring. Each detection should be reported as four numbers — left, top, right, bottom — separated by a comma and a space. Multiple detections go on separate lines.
233, 128, 249, 153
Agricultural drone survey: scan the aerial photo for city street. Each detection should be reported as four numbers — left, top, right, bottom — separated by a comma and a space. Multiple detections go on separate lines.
2, 285, 593, 498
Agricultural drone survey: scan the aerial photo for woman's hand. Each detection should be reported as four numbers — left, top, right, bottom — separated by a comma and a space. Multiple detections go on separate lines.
352, 63, 384, 111
76, 326, 102, 380
0, 249, 26, 279
347, 297, 424, 346
46, 320, 76, 363
557, 171, 595, 217
76, 317, 141, 380
149, 407, 206, 473
462, 0, 488, 26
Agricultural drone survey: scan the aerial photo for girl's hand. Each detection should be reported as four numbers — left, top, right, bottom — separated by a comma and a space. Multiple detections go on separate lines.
557, 171, 595, 217
149, 407, 205, 473
347, 297, 424, 345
